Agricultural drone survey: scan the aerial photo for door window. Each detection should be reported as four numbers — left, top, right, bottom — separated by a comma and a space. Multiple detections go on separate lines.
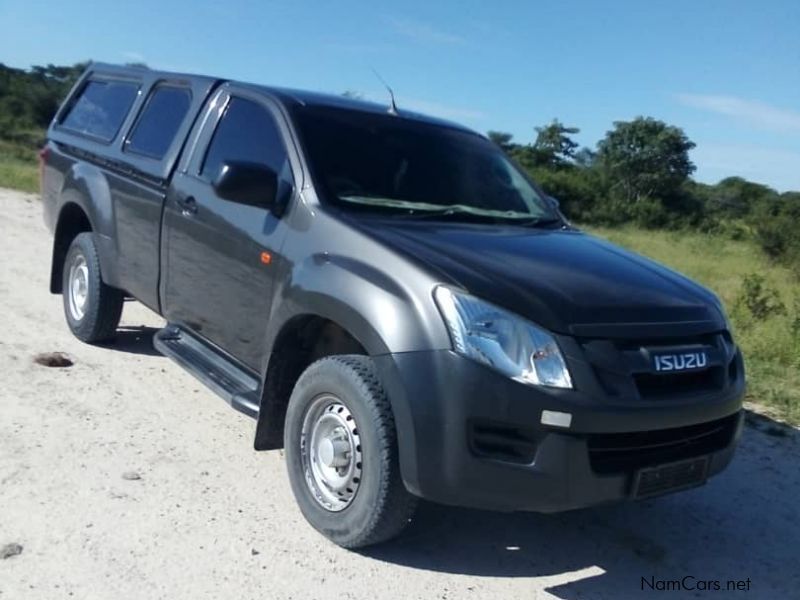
201, 97, 290, 187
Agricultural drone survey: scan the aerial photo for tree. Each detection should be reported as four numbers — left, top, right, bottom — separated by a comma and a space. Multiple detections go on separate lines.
0, 62, 86, 145
573, 146, 597, 168
596, 117, 695, 204
706, 176, 775, 219
532, 119, 580, 168
487, 130, 516, 153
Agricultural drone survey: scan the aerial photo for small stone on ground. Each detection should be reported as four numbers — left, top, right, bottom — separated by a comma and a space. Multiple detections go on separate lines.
33, 352, 74, 368
1, 543, 23, 559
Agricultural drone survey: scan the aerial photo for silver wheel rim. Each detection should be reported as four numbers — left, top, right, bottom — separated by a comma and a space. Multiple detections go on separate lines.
68, 254, 89, 321
300, 394, 362, 512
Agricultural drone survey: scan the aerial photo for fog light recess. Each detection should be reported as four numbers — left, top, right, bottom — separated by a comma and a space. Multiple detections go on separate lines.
541, 410, 572, 428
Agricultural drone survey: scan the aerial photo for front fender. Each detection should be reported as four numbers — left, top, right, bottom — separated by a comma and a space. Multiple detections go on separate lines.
254, 250, 452, 467
264, 251, 451, 357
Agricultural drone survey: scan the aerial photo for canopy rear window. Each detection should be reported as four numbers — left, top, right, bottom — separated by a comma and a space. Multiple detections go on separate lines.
60, 79, 139, 142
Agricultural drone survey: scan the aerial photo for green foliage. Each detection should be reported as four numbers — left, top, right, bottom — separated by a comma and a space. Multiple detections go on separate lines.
530, 165, 601, 221
0, 62, 85, 193
706, 177, 774, 219
0, 62, 86, 145
596, 117, 696, 204
532, 119, 580, 168
791, 296, 800, 350
506, 120, 582, 172
487, 130, 516, 153
491, 115, 798, 274
0, 139, 38, 192
735, 274, 786, 321
750, 194, 800, 274
0, 158, 38, 192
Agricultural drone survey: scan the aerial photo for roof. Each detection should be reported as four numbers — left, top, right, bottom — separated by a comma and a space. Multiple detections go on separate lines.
238, 84, 477, 134
87, 62, 480, 136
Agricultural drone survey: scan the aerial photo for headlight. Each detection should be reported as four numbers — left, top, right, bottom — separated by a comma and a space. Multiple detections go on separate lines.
434, 286, 573, 389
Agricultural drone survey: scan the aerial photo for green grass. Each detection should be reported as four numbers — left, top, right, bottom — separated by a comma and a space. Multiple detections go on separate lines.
590, 226, 800, 425
0, 159, 38, 192
0, 139, 39, 193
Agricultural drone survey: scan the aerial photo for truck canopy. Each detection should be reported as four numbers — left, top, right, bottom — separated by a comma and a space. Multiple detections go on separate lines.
48, 63, 220, 185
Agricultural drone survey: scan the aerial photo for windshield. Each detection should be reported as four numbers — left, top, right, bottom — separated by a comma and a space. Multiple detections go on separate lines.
293, 106, 557, 222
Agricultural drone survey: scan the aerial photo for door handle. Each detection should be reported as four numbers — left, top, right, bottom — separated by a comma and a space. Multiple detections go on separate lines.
177, 196, 197, 216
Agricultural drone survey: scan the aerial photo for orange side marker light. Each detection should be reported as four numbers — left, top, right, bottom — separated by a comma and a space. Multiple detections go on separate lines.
260, 251, 272, 265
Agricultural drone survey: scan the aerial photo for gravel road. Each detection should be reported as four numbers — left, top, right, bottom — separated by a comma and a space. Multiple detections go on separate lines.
1, 188, 798, 599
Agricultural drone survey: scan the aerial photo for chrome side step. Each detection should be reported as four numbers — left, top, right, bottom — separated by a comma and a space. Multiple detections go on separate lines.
154, 325, 260, 418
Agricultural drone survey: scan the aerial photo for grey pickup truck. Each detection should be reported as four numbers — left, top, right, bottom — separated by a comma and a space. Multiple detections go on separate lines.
41, 63, 745, 548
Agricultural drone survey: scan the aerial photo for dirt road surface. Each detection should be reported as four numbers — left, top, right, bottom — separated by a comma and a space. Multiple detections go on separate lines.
1, 188, 798, 599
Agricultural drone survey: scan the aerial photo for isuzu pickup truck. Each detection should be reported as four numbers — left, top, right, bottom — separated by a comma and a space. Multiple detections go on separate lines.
41, 63, 746, 548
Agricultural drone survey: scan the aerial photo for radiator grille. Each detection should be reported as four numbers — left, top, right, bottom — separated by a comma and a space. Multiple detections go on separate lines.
587, 414, 738, 474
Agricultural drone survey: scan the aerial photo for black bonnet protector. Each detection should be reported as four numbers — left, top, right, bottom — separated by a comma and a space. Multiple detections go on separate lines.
361, 220, 726, 337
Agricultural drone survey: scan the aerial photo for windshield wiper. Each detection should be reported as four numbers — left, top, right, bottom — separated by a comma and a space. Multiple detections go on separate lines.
402, 208, 563, 227
397, 208, 517, 224
337, 195, 562, 225
513, 216, 564, 228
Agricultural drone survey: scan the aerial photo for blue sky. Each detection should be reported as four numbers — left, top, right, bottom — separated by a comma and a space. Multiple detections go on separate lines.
2, 0, 798, 191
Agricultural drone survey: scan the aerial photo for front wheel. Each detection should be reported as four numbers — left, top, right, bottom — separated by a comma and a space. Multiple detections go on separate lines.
284, 355, 417, 548
62, 233, 123, 343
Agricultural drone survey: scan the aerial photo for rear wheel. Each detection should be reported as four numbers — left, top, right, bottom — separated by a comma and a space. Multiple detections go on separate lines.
284, 355, 417, 548
62, 233, 123, 343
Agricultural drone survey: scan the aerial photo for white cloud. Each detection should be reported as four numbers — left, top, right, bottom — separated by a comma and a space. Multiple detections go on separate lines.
386, 17, 464, 45
692, 143, 800, 192
122, 51, 146, 64
676, 93, 800, 133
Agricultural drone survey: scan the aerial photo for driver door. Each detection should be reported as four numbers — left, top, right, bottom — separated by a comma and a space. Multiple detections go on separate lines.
161, 89, 294, 371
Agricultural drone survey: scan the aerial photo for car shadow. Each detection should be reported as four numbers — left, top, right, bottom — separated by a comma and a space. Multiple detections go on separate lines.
363, 416, 799, 598
99, 325, 163, 357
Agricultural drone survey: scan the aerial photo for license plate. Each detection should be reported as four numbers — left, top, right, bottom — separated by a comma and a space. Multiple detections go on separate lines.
634, 456, 710, 499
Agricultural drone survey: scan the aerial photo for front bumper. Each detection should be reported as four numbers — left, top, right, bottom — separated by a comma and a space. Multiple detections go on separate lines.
374, 349, 745, 513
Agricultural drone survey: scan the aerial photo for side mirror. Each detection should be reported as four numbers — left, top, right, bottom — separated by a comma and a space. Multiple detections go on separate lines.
213, 161, 278, 208
547, 195, 561, 209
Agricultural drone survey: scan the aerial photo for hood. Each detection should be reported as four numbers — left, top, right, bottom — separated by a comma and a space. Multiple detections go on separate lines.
358, 220, 724, 336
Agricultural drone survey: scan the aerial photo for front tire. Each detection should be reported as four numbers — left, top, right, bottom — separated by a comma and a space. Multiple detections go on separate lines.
62, 233, 123, 343
284, 355, 417, 548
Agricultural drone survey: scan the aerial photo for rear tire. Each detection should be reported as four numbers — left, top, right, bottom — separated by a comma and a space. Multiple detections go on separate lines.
62, 233, 123, 343
284, 355, 417, 548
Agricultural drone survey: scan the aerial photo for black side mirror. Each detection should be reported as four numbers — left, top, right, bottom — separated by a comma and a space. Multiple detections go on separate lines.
547, 195, 561, 209
213, 161, 278, 208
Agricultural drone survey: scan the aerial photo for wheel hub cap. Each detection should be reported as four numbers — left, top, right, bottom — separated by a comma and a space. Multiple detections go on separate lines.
300, 395, 362, 512
68, 254, 89, 321
318, 435, 351, 468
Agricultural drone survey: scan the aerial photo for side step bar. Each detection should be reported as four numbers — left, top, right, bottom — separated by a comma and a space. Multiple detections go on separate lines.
154, 325, 261, 419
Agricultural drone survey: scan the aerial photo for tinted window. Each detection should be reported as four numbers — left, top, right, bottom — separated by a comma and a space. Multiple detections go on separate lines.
294, 106, 555, 222
201, 97, 288, 180
125, 86, 192, 159
61, 80, 139, 142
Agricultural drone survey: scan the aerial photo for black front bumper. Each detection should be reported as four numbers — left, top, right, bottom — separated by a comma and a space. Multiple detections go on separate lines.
374, 348, 745, 513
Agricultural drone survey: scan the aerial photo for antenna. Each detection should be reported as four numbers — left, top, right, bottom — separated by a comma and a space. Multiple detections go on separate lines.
371, 68, 398, 115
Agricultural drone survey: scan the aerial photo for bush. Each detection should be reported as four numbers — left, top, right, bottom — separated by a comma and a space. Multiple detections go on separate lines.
735, 274, 786, 321
752, 197, 800, 269
530, 166, 601, 222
